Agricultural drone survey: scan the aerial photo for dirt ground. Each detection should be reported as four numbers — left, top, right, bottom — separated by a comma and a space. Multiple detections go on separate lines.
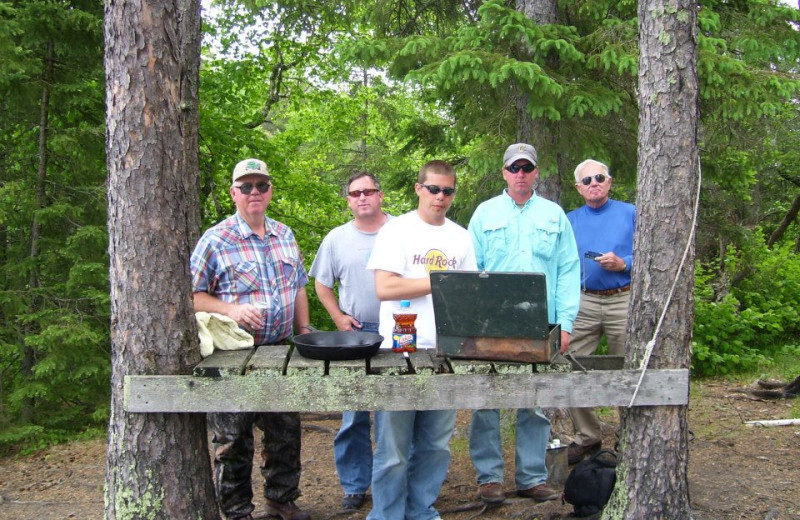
1, 379, 798, 520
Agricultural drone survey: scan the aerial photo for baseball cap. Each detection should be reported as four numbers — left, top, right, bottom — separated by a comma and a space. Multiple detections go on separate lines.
232, 158, 270, 182
503, 143, 538, 167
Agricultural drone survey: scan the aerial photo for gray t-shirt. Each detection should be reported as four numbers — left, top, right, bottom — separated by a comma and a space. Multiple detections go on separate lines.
309, 216, 391, 324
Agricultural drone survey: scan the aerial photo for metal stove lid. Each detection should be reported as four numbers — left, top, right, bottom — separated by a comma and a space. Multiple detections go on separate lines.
430, 270, 549, 339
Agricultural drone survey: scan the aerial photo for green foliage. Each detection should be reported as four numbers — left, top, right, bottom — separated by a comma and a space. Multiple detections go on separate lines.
1, 0, 799, 453
692, 241, 800, 376
0, 0, 109, 450
201, 2, 448, 329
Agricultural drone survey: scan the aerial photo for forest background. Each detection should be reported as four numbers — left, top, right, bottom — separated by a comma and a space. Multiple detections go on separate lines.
0, 0, 799, 453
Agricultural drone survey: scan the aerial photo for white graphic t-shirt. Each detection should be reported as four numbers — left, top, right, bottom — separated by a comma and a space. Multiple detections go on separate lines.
367, 210, 477, 350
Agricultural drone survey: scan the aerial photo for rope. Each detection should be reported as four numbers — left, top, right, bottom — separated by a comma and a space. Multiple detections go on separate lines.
628, 161, 702, 408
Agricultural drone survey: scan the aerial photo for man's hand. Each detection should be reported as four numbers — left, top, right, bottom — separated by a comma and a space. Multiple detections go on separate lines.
229, 303, 263, 331
596, 252, 626, 272
559, 330, 571, 354
194, 292, 263, 331
333, 314, 361, 331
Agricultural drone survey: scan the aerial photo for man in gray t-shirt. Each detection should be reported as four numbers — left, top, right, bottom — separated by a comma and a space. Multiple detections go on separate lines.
309, 171, 390, 511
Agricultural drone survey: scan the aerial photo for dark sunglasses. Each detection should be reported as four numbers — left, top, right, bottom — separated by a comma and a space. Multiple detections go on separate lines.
419, 184, 456, 196
506, 163, 536, 174
579, 174, 607, 186
348, 188, 379, 198
234, 181, 271, 194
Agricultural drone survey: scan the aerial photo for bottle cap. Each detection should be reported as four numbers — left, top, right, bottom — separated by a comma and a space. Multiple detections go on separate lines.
400, 300, 410, 308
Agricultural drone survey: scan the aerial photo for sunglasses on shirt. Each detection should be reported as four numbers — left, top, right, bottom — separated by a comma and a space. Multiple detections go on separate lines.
579, 174, 607, 186
419, 184, 456, 196
234, 181, 271, 194
506, 163, 536, 174
348, 188, 379, 198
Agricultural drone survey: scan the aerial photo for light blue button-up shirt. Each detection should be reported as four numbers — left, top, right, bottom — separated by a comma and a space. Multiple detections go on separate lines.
468, 190, 580, 333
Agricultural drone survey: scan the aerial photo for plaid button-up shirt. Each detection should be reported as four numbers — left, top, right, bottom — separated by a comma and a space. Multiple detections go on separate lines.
191, 212, 308, 345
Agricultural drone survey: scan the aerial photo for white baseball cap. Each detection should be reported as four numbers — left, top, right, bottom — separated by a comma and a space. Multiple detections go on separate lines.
232, 158, 270, 182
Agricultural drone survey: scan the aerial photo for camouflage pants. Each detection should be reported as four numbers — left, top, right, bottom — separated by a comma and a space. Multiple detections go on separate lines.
208, 411, 302, 519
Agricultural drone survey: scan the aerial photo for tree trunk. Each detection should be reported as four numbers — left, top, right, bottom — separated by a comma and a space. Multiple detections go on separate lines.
21, 39, 56, 423
104, 1, 217, 518
514, 0, 562, 203
766, 191, 800, 248
604, 1, 698, 518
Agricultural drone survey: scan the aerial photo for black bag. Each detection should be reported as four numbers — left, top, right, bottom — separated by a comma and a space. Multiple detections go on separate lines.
563, 449, 618, 518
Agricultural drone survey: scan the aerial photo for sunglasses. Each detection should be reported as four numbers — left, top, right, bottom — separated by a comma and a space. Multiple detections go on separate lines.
234, 181, 271, 194
506, 163, 536, 174
348, 188, 379, 198
579, 174, 607, 186
419, 184, 456, 196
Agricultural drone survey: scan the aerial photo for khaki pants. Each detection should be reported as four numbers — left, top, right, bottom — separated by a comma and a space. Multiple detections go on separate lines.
567, 291, 629, 446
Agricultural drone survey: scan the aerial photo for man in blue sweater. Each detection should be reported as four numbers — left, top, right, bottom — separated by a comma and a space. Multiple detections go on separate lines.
468, 143, 580, 504
565, 159, 635, 465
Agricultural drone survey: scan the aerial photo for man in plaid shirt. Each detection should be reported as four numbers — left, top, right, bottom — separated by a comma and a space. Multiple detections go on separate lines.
191, 158, 311, 520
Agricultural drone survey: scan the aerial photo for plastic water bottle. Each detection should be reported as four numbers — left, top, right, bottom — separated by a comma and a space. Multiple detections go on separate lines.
392, 300, 417, 353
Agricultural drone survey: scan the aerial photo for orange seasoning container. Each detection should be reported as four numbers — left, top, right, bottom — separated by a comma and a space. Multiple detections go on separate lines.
392, 300, 417, 353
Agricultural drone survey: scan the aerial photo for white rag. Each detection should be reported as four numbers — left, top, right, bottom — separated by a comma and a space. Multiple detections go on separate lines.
195, 312, 254, 358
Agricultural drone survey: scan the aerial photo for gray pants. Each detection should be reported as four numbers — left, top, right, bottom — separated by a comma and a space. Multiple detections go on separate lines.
567, 291, 629, 446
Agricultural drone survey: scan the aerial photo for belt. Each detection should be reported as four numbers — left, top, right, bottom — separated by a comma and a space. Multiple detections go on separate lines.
583, 285, 631, 296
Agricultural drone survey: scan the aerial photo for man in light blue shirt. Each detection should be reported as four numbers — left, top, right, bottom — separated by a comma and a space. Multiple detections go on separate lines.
467, 143, 580, 504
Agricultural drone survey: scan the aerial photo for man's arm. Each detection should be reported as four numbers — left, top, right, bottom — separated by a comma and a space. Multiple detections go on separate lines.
193, 291, 262, 330
373, 270, 431, 301
314, 280, 360, 331
293, 287, 312, 334
555, 218, 581, 353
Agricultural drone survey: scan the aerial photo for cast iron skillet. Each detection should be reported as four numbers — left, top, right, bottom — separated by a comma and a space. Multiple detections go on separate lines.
292, 331, 384, 361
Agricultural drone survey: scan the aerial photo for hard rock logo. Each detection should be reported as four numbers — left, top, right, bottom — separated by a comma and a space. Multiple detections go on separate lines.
412, 249, 457, 273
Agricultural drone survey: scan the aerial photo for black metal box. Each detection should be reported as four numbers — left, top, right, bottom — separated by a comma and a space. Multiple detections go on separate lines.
430, 271, 560, 363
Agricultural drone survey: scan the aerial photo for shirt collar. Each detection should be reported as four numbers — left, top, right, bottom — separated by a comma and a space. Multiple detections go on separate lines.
503, 188, 536, 208
233, 212, 276, 239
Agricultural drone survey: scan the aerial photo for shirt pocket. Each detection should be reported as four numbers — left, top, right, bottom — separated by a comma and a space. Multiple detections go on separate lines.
233, 261, 261, 294
532, 222, 560, 260
278, 255, 302, 287
481, 220, 509, 257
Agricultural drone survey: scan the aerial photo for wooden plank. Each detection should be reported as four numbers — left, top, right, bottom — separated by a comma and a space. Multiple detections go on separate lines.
246, 345, 290, 376
407, 350, 437, 375
493, 361, 533, 374
284, 345, 326, 376
568, 355, 625, 371
368, 349, 409, 375
328, 356, 370, 375
124, 368, 689, 413
193, 349, 254, 377
449, 359, 493, 375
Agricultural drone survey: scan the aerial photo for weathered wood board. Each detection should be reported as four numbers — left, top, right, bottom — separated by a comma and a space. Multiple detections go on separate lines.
193, 349, 254, 377
125, 368, 689, 413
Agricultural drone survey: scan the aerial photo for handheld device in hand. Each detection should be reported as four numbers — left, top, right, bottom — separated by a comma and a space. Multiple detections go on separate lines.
584, 251, 602, 260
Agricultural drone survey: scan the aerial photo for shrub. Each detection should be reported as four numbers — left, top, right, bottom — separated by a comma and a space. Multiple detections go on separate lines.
692, 241, 800, 376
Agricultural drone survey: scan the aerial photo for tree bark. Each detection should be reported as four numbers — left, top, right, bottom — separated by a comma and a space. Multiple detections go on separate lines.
604, 1, 698, 518
104, 0, 217, 518
514, 0, 562, 203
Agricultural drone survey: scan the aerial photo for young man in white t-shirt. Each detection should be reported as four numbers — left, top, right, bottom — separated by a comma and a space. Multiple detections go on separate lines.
366, 160, 477, 520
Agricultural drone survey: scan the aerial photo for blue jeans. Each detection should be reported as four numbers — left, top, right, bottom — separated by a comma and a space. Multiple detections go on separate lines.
334, 321, 378, 496
367, 409, 456, 520
335, 411, 372, 494
469, 408, 550, 489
